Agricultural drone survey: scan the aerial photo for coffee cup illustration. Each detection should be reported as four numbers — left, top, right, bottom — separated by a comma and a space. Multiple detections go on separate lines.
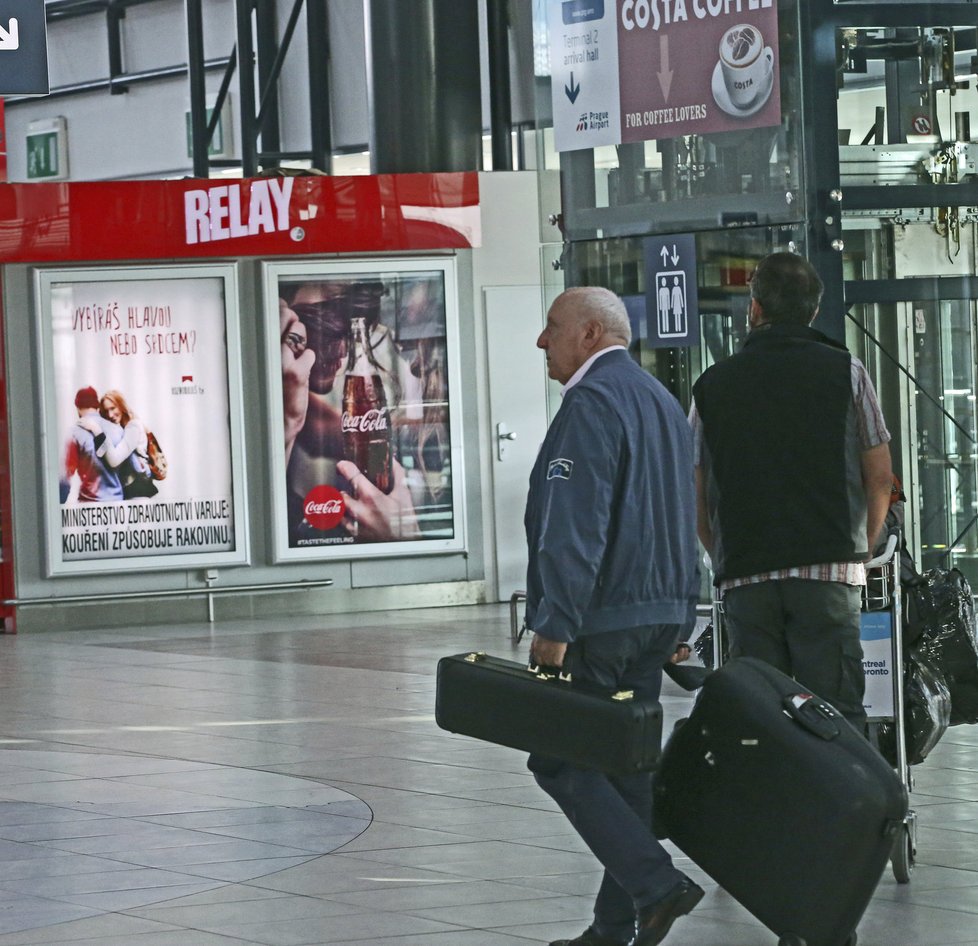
718, 24, 774, 111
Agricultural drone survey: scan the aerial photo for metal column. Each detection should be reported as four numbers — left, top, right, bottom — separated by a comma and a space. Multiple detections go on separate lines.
800, 0, 846, 343
306, 0, 331, 172
255, 0, 283, 162
236, 0, 259, 176
487, 0, 513, 171
367, 0, 482, 174
107, 1, 128, 93
185, 0, 210, 177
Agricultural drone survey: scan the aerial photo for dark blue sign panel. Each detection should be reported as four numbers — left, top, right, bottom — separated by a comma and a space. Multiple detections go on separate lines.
0, 1, 48, 95
643, 233, 699, 349
562, 0, 605, 25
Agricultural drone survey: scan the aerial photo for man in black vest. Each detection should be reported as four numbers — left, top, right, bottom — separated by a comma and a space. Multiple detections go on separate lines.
690, 252, 893, 731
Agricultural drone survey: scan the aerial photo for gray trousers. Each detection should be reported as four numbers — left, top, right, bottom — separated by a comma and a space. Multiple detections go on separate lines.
722, 578, 867, 732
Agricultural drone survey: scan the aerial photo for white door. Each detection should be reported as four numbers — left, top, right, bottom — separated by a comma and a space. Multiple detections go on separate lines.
484, 286, 549, 601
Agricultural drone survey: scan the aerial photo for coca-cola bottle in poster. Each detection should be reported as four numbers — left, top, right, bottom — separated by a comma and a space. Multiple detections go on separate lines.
342, 316, 394, 494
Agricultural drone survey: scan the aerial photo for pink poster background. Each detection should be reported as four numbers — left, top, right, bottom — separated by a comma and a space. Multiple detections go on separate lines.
618, 3, 781, 142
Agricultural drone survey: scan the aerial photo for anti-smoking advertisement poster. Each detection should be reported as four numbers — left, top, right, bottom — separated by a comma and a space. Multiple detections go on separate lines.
38, 266, 250, 575
264, 258, 466, 561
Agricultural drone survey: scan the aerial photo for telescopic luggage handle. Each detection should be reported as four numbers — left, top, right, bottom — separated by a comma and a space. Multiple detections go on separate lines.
865, 531, 899, 569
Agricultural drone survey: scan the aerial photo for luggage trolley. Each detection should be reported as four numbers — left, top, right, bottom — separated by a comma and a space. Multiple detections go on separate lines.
862, 532, 917, 883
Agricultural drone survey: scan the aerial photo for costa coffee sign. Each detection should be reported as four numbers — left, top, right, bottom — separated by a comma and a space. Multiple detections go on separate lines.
0, 173, 481, 262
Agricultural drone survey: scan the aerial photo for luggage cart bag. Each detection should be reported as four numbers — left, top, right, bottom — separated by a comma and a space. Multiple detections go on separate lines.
435, 652, 662, 776
653, 656, 908, 946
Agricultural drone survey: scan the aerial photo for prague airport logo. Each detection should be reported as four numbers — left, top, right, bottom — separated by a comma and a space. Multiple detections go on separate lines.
576, 110, 611, 133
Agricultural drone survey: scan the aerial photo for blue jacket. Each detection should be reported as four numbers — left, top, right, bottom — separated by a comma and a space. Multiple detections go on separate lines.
525, 349, 700, 643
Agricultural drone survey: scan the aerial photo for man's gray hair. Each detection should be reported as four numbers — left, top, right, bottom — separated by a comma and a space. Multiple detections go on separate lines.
561, 286, 632, 345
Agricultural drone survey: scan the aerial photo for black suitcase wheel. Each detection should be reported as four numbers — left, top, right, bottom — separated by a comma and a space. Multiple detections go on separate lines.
891, 821, 916, 884
777, 936, 806, 946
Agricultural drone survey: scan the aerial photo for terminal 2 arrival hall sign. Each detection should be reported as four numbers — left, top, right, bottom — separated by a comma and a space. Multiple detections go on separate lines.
0, 1, 49, 95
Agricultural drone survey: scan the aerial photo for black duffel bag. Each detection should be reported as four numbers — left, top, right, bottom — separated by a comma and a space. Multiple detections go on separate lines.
876, 652, 951, 765
905, 568, 978, 726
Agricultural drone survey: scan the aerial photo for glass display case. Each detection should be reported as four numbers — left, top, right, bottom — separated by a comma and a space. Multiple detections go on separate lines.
835, 11, 978, 580
844, 222, 978, 583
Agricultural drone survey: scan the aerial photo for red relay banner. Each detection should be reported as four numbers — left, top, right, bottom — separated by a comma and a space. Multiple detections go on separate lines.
0, 172, 481, 263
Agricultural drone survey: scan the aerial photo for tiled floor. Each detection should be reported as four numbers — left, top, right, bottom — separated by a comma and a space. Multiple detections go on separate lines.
0, 603, 973, 944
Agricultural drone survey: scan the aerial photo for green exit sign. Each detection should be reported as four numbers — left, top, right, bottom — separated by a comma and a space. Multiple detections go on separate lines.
26, 118, 68, 180
185, 106, 229, 158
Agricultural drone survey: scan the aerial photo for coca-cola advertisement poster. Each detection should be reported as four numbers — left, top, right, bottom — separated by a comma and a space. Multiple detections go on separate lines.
264, 258, 465, 559
36, 265, 250, 575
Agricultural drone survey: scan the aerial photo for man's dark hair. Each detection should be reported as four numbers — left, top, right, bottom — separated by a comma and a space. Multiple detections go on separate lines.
74, 386, 99, 410
749, 252, 824, 325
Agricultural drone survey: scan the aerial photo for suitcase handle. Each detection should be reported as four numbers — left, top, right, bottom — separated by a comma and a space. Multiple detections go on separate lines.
527, 663, 637, 702
528, 661, 573, 683
781, 693, 842, 741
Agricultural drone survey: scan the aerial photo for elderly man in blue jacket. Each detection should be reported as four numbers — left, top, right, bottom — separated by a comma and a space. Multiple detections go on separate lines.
525, 286, 702, 946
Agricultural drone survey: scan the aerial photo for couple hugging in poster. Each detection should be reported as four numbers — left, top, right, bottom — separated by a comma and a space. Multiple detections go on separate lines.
61, 386, 166, 504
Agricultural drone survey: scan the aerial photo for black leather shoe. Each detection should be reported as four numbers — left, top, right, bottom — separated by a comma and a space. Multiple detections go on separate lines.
633, 877, 705, 946
549, 925, 630, 946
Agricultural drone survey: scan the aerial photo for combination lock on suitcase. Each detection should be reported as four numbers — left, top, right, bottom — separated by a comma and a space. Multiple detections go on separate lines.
435, 651, 663, 776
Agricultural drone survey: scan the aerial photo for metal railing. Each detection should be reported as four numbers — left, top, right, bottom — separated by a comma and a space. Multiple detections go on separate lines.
3, 578, 333, 623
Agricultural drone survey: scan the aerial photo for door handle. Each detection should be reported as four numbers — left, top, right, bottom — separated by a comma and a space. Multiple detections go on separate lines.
496, 423, 517, 461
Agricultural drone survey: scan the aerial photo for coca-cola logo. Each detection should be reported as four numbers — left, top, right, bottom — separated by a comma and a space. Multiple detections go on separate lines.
341, 408, 388, 433
303, 485, 345, 531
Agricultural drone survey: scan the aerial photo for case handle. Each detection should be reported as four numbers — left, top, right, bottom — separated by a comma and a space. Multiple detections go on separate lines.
527, 663, 634, 701
528, 661, 572, 683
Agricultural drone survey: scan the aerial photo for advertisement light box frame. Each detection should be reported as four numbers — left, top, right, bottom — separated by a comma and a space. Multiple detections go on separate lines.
35, 264, 251, 576
263, 256, 467, 562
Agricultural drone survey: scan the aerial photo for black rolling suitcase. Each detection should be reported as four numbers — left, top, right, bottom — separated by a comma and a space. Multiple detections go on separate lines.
653, 657, 908, 946
435, 651, 662, 776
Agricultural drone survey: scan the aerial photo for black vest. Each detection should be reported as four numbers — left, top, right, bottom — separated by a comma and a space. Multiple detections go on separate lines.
693, 323, 867, 581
